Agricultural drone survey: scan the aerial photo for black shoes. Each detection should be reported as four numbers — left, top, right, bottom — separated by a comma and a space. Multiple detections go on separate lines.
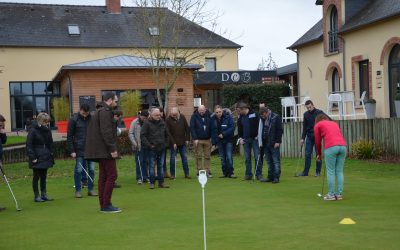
260, 178, 273, 182
243, 175, 252, 181
272, 178, 280, 184
34, 196, 45, 202
41, 194, 54, 201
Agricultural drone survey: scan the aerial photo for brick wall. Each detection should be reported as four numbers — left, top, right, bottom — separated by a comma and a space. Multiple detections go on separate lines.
64, 69, 194, 119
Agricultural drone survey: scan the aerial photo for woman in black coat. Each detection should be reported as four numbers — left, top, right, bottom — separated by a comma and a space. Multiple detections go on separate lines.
26, 112, 55, 202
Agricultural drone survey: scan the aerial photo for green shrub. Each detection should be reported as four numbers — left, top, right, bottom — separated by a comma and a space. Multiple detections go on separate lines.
119, 90, 141, 117
351, 140, 382, 159
223, 83, 290, 116
52, 97, 70, 121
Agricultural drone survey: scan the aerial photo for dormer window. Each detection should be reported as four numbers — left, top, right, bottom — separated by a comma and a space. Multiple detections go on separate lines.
148, 26, 159, 36
68, 24, 80, 36
328, 6, 338, 53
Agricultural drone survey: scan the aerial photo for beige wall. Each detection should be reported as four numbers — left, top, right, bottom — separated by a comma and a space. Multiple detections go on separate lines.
0, 47, 238, 131
297, 18, 400, 118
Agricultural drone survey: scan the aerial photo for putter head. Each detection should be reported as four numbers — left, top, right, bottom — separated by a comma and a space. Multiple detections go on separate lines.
317, 193, 323, 198
16, 208, 22, 212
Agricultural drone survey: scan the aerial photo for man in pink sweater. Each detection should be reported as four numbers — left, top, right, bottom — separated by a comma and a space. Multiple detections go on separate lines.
314, 114, 347, 201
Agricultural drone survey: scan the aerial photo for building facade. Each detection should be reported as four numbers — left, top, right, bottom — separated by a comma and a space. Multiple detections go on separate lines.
0, 1, 241, 131
289, 0, 400, 118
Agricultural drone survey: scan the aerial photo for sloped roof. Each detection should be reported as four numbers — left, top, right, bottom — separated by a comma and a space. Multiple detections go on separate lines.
277, 63, 297, 76
289, 0, 400, 49
60, 54, 203, 69
288, 19, 323, 49
53, 54, 202, 81
0, 2, 241, 48
341, 0, 400, 33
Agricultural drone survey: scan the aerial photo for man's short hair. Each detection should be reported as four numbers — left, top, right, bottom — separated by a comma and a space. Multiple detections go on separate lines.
80, 103, 90, 112
236, 102, 249, 109
0, 114, 5, 122
103, 92, 116, 102
259, 107, 269, 114
305, 100, 314, 106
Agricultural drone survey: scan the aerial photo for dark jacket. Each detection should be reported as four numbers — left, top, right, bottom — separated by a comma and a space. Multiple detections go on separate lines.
26, 123, 54, 169
238, 110, 259, 139
67, 112, 91, 157
0, 132, 7, 160
166, 114, 190, 146
190, 110, 212, 140
301, 108, 324, 140
84, 102, 117, 161
257, 112, 283, 147
211, 110, 235, 145
141, 119, 169, 152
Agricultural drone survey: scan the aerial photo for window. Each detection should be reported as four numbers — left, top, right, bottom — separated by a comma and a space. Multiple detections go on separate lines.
68, 24, 80, 36
205, 58, 216, 71
9, 81, 60, 130
175, 57, 185, 65
328, 6, 338, 53
101, 89, 165, 109
359, 60, 370, 99
332, 68, 340, 92
148, 26, 159, 36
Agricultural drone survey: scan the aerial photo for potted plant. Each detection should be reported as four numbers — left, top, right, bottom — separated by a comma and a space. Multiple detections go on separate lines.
395, 93, 400, 118
364, 98, 376, 119
119, 90, 141, 129
52, 97, 70, 133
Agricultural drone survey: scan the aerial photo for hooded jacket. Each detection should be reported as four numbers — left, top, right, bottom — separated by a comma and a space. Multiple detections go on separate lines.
140, 119, 169, 152
211, 109, 235, 145
84, 102, 117, 161
26, 123, 54, 169
67, 112, 91, 157
257, 111, 283, 148
128, 118, 142, 151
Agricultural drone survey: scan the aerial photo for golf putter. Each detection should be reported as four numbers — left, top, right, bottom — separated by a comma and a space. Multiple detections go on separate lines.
78, 162, 94, 183
137, 154, 143, 182
294, 144, 304, 177
0, 162, 22, 211
253, 154, 261, 182
317, 163, 326, 198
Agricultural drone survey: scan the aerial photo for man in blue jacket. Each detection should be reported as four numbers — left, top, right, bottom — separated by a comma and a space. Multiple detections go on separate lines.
237, 102, 262, 180
211, 105, 236, 178
190, 105, 213, 177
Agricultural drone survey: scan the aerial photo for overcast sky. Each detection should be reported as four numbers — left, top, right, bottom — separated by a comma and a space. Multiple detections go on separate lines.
1, 0, 322, 70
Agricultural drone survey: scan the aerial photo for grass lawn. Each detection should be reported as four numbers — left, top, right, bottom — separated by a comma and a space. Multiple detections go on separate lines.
0, 155, 399, 250
4, 135, 26, 146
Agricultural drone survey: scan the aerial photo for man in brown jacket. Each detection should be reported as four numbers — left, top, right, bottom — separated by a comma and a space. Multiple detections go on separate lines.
85, 92, 120, 213
166, 107, 191, 179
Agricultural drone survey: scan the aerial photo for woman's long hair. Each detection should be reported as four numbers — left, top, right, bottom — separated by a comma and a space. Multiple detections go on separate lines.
315, 113, 331, 124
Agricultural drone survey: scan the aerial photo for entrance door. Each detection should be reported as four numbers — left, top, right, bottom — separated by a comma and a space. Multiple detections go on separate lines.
389, 44, 400, 117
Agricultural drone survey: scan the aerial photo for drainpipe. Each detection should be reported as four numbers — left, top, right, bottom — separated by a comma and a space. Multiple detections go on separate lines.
339, 35, 346, 90
67, 74, 73, 113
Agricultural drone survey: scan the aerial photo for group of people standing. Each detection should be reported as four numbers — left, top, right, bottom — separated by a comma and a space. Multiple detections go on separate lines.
0, 94, 348, 213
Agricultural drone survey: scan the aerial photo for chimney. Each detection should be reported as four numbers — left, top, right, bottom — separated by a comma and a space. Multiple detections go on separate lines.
106, 0, 121, 14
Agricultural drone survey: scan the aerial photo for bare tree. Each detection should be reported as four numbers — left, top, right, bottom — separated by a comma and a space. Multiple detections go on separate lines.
133, 0, 223, 110
257, 52, 278, 71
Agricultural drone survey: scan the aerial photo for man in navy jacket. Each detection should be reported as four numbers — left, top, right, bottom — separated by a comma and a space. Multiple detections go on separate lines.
190, 105, 212, 177
237, 102, 262, 180
211, 106, 236, 178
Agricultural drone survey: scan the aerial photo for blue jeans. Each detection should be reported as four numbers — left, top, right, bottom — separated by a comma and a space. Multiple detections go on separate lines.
135, 149, 148, 181
325, 146, 346, 196
217, 142, 234, 176
74, 157, 95, 192
264, 145, 281, 180
243, 138, 261, 177
303, 136, 322, 175
148, 150, 165, 184
170, 145, 189, 177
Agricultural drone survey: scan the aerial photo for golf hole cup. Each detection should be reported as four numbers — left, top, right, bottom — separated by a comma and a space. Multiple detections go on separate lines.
198, 170, 208, 188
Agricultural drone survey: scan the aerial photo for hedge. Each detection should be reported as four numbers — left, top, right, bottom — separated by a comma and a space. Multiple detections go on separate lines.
223, 83, 290, 116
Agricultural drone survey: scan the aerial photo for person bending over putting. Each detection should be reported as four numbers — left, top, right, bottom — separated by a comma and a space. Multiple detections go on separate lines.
314, 113, 347, 201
